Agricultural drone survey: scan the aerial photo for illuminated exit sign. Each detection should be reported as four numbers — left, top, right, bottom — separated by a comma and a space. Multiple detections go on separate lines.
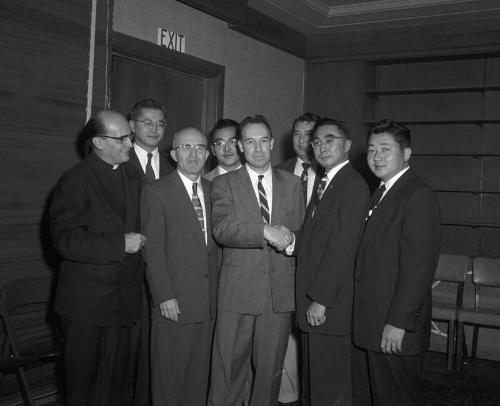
157, 28, 186, 53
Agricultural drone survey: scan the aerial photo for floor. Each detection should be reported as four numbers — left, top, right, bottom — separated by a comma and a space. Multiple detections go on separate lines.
4, 351, 500, 405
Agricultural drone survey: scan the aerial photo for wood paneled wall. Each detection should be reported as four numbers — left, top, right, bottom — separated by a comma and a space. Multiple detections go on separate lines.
0, 0, 109, 287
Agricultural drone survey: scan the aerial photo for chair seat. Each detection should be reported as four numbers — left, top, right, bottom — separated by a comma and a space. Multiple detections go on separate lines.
432, 303, 457, 320
458, 307, 500, 326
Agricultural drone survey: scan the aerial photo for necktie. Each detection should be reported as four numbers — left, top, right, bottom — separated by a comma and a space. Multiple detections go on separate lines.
312, 175, 328, 217
300, 162, 310, 203
192, 183, 205, 237
365, 184, 386, 222
258, 175, 270, 224
145, 152, 156, 183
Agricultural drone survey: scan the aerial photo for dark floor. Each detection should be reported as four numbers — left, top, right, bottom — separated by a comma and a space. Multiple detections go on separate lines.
5, 351, 500, 405
423, 352, 500, 405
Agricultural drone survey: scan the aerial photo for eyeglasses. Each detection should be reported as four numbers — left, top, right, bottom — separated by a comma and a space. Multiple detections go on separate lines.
175, 144, 207, 152
135, 120, 167, 131
213, 138, 237, 149
99, 134, 134, 143
310, 136, 345, 148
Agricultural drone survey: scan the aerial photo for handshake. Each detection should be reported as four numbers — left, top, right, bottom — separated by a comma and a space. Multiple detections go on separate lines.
264, 225, 294, 252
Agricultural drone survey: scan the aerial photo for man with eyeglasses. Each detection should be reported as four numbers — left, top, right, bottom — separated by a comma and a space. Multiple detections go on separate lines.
204, 118, 242, 181
209, 115, 305, 406
50, 110, 146, 406
293, 118, 369, 405
140, 127, 220, 406
128, 98, 174, 184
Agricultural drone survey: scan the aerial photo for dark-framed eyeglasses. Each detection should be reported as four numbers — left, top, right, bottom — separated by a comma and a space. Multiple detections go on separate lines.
135, 120, 167, 131
175, 144, 207, 152
99, 134, 134, 144
213, 138, 238, 150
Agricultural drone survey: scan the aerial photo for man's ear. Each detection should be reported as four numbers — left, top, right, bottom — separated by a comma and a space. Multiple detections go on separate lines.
92, 137, 104, 151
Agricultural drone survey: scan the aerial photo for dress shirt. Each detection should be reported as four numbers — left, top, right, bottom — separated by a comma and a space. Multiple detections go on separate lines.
246, 164, 273, 222
323, 160, 350, 189
177, 170, 207, 244
378, 166, 410, 202
293, 158, 316, 206
134, 144, 160, 180
217, 163, 242, 176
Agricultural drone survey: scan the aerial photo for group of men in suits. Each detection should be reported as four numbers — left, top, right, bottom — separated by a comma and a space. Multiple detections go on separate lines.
50, 97, 440, 406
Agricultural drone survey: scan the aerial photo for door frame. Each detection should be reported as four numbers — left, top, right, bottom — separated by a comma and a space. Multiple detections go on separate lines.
108, 31, 225, 136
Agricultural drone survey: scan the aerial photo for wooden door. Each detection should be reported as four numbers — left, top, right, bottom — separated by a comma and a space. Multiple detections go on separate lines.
110, 32, 224, 157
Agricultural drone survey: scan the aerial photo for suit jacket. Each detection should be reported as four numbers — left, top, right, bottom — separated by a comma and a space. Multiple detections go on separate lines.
50, 153, 144, 327
353, 169, 441, 354
211, 167, 305, 315
295, 163, 369, 335
127, 147, 174, 181
140, 171, 220, 323
275, 157, 324, 207
203, 166, 221, 182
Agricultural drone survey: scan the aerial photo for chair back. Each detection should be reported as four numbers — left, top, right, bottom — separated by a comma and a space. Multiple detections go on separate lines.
434, 254, 470, 283
472, 257, 500, 310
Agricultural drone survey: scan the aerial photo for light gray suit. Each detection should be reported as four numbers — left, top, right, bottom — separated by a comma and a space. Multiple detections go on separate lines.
209, 166, 304, 406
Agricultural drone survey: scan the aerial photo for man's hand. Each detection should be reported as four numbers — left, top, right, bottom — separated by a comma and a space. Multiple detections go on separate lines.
264, 225, 293, 251
159, 299, 180, 322
306, 301, 326, 327
125, 233, 146, 253
380, 324, 405, 354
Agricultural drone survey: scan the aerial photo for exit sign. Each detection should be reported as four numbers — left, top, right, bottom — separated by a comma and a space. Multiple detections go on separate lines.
158, 28, 186, 53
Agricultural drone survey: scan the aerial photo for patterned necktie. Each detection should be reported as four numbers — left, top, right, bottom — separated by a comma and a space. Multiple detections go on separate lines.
145, 152, 156, 183
192, 182, 205, 236
300, 162, 310, 203
312, 175, 328, 217
365, 184, 386, 222
258, 175, 270, 224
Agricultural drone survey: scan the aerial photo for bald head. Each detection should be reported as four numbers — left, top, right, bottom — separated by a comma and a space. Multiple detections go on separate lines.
170, 127, 209, 181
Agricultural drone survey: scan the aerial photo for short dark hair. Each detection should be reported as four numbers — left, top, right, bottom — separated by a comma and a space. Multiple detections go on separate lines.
368, 119, 411, 149
312, 118, 351, 140
237, 115, 272, 140
292, 112, 320, 129
209, 119, 239, 144
128, 99, 167, 121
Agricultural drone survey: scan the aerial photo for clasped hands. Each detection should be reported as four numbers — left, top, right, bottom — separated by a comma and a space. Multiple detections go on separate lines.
264, 225, 293, 252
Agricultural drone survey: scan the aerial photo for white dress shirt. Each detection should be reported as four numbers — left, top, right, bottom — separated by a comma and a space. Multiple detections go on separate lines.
134, 143, 160, 180
246, 164, 273, 222
293, 158, 316, 206
378, 166, 410, 202
177, 170, 207, 244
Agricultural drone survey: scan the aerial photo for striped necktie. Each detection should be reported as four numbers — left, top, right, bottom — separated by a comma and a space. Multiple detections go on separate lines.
258, 175, 270, 224
192, 182, 205, 237
312, 175, 328, 217
300, 162, 310, 203
145, 152, 156, 183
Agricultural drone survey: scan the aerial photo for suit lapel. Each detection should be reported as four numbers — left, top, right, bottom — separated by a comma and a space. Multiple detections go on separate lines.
171, 172, 206, 245
236, 168, 263, 222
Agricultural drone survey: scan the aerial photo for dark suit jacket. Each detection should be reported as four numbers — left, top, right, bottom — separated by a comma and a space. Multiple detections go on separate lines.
50, 153, 144, 327
274, 157, 324, 207
296, 163, 369, 335
140, 171, 220, 323
211, 167, 305, 315
353, 169, 441, 354
127, 147, 174, 181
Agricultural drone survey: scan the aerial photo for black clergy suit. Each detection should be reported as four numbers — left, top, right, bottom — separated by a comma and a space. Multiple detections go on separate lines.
126, 145, 174, 405
295, 162, 369, 405
353, 169, 441, 406
50, 153, 144, 406
140, 171, 220, 406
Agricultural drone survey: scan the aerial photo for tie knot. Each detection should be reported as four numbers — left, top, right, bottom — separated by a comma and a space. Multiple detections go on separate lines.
192, 182, 198, 194
258, 175, 264, 182
302, 162, 310, 171
147, 152, 153, 161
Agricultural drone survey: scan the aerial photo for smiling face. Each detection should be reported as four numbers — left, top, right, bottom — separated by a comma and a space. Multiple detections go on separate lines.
170, 128, 209, 181
238, 123, 274, 174
129, 108, 165, 152
92, 112, 132, 165
211, 126, 240, 170
367, 132, 411, 182
292, 120, 315, 162
311, 124, 351, 172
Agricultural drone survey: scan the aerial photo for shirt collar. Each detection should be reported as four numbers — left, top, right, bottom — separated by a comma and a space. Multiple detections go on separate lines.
133, 143, 158, 161
324, 159, 349, 181
245, 164, 272, 181
177, 170, 202, 194
380, 166, 410, 192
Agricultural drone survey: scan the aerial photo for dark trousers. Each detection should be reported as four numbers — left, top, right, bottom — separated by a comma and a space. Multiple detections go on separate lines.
151, 309, 214, 406
304, 333, 352, 406
209, 303, 291, 406
61, 318, 138, 406
352, 346, 423, 406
